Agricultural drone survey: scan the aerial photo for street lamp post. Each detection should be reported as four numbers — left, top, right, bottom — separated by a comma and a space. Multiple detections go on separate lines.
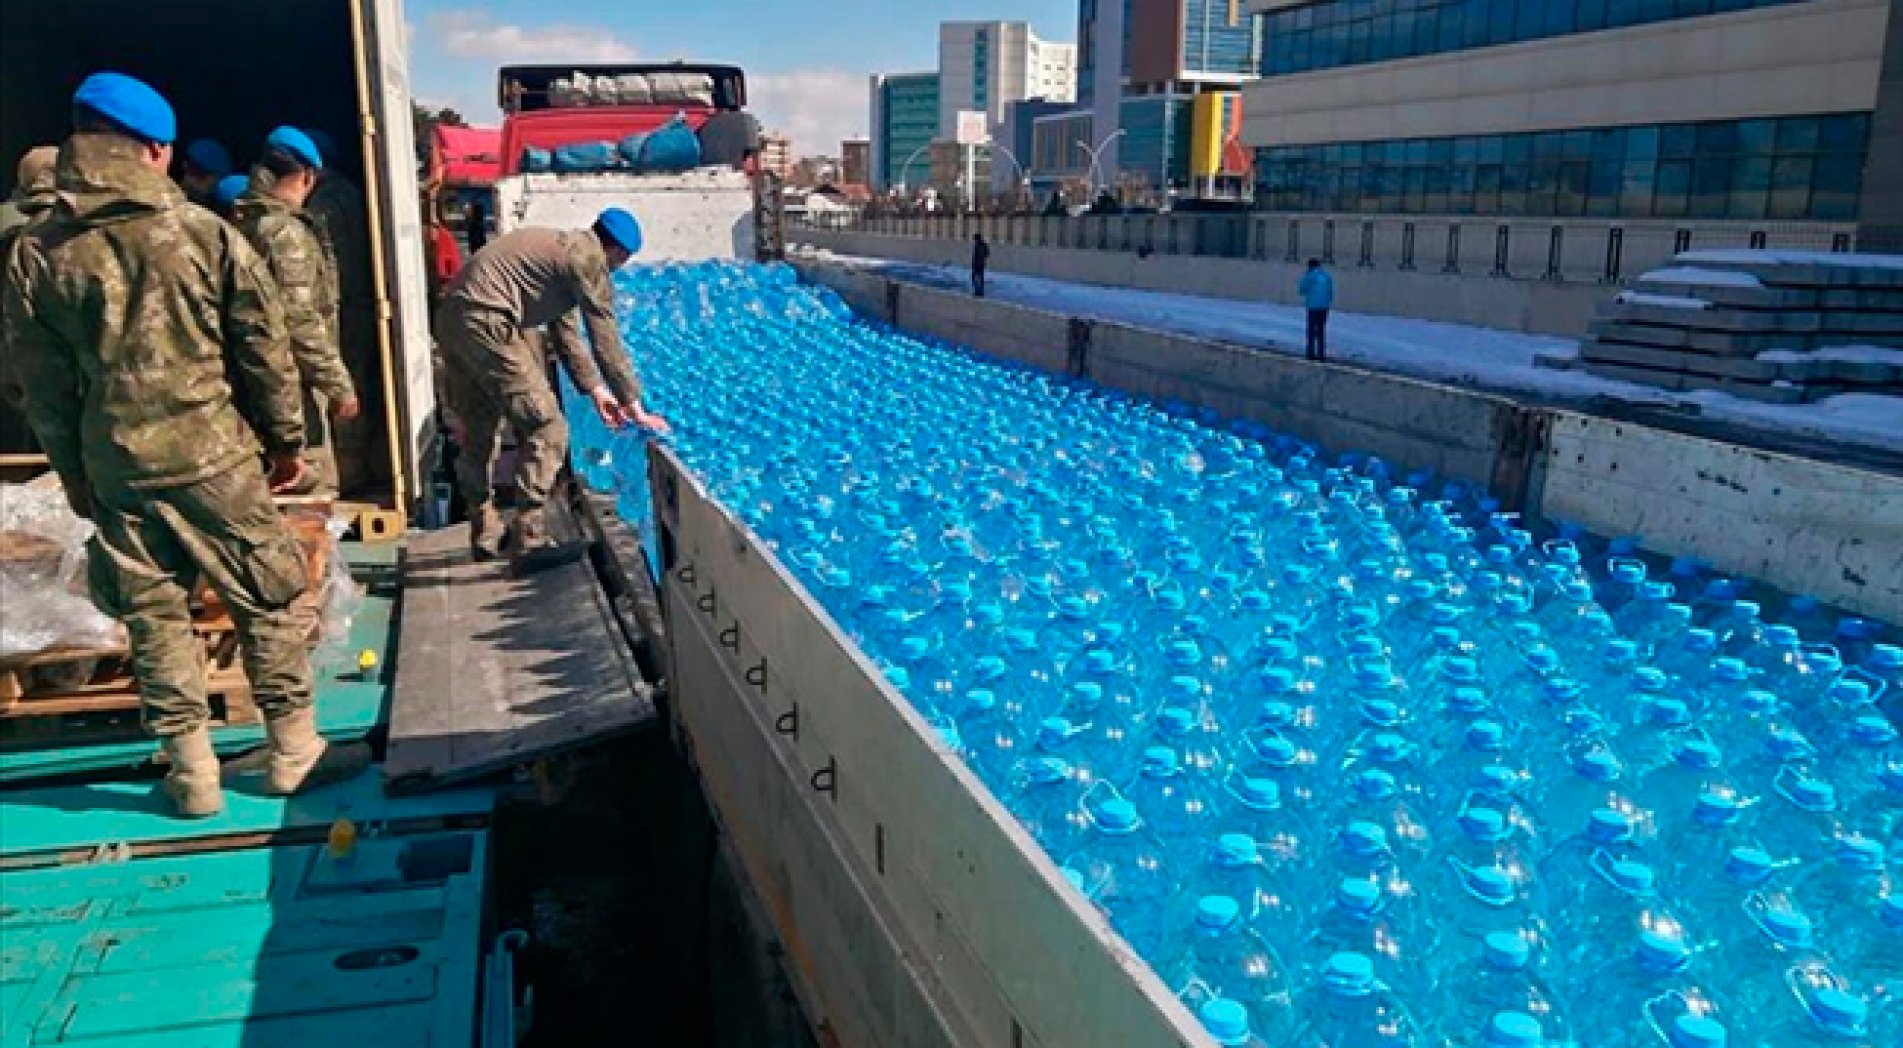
1073, 128, 1127, 194
897, 142, 931, 198
990, 143, 1030, 210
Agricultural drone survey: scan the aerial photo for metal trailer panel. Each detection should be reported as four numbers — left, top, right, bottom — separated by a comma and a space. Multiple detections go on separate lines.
650, 447, 1202, 1048
493, 170, 757, 262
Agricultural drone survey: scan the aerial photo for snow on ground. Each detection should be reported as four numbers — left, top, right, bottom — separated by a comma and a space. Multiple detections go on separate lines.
810, 250, 1903, 462
1614, 291, 1711, 310
1637, 266, 1765, 288
1757, 346, 1903, 366
1676, 249, 1903, 272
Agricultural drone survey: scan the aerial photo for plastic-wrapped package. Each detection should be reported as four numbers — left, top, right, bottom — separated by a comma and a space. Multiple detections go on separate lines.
315, 517, 361, 646
638, 113, 702, 172
0, 477, 124, 658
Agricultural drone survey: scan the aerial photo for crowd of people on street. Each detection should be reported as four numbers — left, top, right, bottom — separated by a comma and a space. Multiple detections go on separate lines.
0, 71, 669, 819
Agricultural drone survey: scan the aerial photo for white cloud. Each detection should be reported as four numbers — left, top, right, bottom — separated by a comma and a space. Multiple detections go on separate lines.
749, 70, 868, 158
427, 9, 637, 64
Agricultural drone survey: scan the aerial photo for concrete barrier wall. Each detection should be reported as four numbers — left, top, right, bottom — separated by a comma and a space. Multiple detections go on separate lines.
800, 259, 1903, 622
798, 227, 1608, 338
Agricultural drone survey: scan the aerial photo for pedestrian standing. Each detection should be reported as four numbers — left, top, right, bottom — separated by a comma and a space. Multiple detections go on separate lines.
1298, 257, 1335, 362
971, 232, 990, 298
4, 73, 368, 818
434, 211, 669, 571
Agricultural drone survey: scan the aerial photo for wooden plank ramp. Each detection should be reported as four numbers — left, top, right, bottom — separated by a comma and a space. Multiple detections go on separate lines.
384, 514, 654, 794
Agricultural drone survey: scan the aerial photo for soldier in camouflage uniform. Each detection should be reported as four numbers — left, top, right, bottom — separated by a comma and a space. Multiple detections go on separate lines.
2, 73, 368, 818
232, 127, 360, 498
1, 145, 60, 413
436, 210, 668, 569
304, 129, 382, 497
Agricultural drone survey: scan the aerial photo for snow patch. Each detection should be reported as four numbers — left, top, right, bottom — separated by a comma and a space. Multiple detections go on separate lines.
1637, 267, 1765, 289
1615, 291, 1712, 310
1676, 249, 1903, 271
1756, 345, 1903, 366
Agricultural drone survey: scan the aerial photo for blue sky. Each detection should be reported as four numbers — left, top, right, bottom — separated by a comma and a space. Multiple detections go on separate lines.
407, 0, 1078, 155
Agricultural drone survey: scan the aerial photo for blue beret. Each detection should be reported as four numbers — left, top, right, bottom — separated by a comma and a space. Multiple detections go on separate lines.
306, 129, 339, 163
596, 207, 642, 255
213, 174, 249, 210
73, 71, 177, 145
264, 126, 323, 170
184, 138, 233, 177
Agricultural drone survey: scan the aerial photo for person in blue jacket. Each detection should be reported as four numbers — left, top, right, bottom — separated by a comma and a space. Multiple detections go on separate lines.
1298, 258, 1335, 362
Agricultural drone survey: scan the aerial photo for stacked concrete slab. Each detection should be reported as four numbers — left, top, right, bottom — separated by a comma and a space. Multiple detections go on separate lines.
1558, 250, 1903, 403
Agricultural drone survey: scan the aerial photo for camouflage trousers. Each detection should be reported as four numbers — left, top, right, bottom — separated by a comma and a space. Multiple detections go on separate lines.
302, 385, 339, 499
331, 300, 383, 497
86, 464, 314, 737
435, 301, 568, 512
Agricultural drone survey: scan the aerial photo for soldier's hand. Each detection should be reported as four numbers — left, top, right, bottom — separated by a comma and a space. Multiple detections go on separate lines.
590, 386, 634, 429
267, 453, 309, 494
631, 405, 673, 435
332, 395, 362, 422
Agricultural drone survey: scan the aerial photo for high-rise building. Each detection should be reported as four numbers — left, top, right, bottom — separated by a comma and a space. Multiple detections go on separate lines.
937, 21, 1077, 138
995, 99, 1074, 192
841, 139, 871, 187
1074, 0, 1261, 195
868, 72, 941, 190
1242, 0, 1898, 230
758, 131, 794, 180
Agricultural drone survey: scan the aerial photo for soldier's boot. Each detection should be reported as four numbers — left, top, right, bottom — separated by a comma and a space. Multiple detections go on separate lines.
508, 506, 584, 576
160, 728, 225, 818
470, 502, 506, 562
258, 707, 371, 796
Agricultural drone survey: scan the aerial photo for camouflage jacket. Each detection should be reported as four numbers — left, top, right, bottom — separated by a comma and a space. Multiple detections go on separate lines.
0, 177, 59, 405
233, 173, 355, 403
306, 172, 373, 304
2, 134, 304, 494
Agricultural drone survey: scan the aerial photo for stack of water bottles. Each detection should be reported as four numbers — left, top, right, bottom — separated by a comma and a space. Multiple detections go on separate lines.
568, 261, 1903, 1047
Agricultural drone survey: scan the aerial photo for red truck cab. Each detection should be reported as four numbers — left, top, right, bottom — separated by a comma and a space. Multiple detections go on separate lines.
496, 63, 752, 176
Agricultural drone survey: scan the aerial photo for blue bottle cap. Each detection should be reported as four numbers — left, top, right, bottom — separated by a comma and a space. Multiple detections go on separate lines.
1605, 639, 1640, 663
1763, 907, 1814, 947
1015, 748, 1069, 783
1097, 799, 1138, 831
971, 656, 1008, 683
1486, 1011, 1544, 1048
1345, 605, 1381, 629
1322, 952, 1378, 997
1646, 698, 1692, 726
1476, 765, 1519, 794
1466, 720, 1507, 752
1060, 866, 1087, 893
1237, 777, 1280, 811
973, 605, 1006, 627
857, 585, 893, 608
1354, 661, 1395, 686
1636, 928, 1690, 972
1526, 648, 1561, 674
1676, 739, 1724, 769
1829, 679, 1873, 706
1335, 877, 1383, 915
1198, 998, 1252, 1047
1483, 931, 1532, 971
1725, 847, 1774, 885
1710, 657, 1749, 683
964, 689, 998, 714
1443, 657, 1480, 683
1431, 628, 1463, 653
1739, 689, 1778, 715
1486, 544, 1513, 565
1255, 735, 1299, 768
1612, 562, 1646, 584
1809, 989, 1868, 1037
1166, 677, 1202, 704
1346, 634, 1386, 659
1037, 718, 1072, 750
1463, 865, 1517, 906
1683, 628, 1718, 654
1544, 678, 1584, 704
1460, 807, 1509, 842
1763, 625, 1799, 648
882, 666, 911, 690
1196, 894, 1242, 929
1562, 579, 1594, 603
1158, 706, 1196, 736
1692, 792, 1740, 827
1165, 638, 1202, 666
1881, 895, 1903, 930
1608, 860, 1656, 895
1095, 621, 1126, 644
1057, 596, 1089, 619
1262, 638, 1300, 663
1370, 732, 1410, 763
1786, 776, 1837, 813
1239, 589, 1272, 612
1849, 716, 1897, 746
1884, 762, 1903, 793
1577, 751, 1623, 784
1362, 699, 1402, 727
819, 567, 851, 588
1081, 649, 1118, 675
1343, 821, 1389, 856
900, 636, 932, 660
1259, 700, 1298, 731
1429, 603, 1463, 625
1452, 687, 1491, 715
1669, 1015, 1728, 1048
1834, 834, 1885, 872
1140, 746, 1178, 776
1406, 578, 1437, 599
1766, 729, 1816, 761
1868, 643, 1903, 670
1354, 770, 1398, 801
1217, 833, 1259, 867
1004, 628, 1039, 653
940, 580, 973, 603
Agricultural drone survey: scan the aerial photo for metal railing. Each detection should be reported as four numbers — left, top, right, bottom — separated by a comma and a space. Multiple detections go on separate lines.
796, 210, 1860, 285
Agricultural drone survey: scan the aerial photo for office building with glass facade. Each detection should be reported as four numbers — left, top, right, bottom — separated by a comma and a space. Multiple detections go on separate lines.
868, 72, 941, 190
1242, 0, 1898, 226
